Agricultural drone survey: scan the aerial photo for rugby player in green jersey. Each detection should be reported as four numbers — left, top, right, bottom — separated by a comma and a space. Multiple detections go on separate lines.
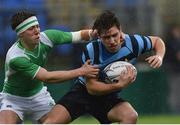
0, 11, 99, 124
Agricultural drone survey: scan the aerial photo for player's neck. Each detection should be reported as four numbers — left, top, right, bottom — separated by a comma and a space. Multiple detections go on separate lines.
20, 40, 38, 51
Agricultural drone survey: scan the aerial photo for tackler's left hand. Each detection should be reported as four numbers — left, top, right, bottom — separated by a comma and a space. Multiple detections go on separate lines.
82, 60, 99, 78
145, 55, 163, 68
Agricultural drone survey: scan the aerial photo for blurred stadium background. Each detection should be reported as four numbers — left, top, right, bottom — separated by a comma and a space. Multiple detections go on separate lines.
0, 0, 180, 123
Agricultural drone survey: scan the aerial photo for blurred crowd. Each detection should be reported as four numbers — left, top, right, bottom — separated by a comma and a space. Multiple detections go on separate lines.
165, 24, 180, 113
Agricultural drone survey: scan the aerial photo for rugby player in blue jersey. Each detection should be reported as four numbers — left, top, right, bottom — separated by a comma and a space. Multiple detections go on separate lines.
42, 10, 166, 124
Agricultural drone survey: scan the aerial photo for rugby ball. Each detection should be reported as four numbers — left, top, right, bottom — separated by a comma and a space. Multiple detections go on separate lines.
103, 61, 137, 83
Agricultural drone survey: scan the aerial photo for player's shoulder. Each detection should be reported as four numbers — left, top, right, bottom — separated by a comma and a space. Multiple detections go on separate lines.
40, 30, 70, 47
7, 42, 26, 58
124, 33, 141, 40
39, 32, 53, 48
6, 42, 28, 63
124, 33, 150, 44
86, 39, 100, 47
85, 39, 100, 52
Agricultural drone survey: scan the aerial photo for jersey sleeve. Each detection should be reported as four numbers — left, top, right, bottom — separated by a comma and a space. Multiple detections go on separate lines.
44, 29, 72, 45
9, 57, 40, 79
134, 34, 152, 54
128, 34, 152, 57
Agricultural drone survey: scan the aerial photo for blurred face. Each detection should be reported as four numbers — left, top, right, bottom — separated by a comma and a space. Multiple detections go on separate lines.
19, 25, 40, 48
99, 26, 125, 53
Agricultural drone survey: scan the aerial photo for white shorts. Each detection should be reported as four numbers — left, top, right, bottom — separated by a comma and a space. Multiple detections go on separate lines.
0, 87, 55, 121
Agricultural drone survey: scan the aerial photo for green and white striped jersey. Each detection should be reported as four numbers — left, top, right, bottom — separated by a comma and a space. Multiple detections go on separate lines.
2, 29, 74, 97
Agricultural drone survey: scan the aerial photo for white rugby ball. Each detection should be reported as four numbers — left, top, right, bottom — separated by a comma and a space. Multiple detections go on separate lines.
103, 61, 137, 83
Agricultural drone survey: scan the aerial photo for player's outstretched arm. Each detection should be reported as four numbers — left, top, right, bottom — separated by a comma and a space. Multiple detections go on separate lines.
145, 36, 166, 68
35, 60, 99, 83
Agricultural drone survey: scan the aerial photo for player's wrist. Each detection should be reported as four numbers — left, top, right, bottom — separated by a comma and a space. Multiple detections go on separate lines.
77, 67, 85, 76
113, 81, 124, 89
156, 55, 163, 62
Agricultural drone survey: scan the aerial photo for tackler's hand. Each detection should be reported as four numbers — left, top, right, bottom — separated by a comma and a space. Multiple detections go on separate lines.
89, 29, 98, 40
81, 60, 99, 78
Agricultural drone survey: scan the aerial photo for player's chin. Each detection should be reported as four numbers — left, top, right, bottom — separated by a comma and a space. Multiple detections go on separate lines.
35, 37, 40, 41
33, 39, 40, 44
109, 48, 119, 53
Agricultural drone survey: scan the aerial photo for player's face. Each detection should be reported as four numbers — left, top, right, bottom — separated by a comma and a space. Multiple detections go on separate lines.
100, 26, 124, 53
20, 25, 40, 46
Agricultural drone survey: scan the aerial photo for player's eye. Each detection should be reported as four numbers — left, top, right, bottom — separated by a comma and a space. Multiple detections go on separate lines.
112, 33, 118, 38
102, 36, 111, 39
27, 27, 33, 30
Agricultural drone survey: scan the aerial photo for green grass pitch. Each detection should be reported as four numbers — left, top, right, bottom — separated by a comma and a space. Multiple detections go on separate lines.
25, 114, 180, 124
71, 115, 180, 124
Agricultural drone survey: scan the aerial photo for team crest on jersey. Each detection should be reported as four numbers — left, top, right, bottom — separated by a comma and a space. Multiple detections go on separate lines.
43, 53, 47, 60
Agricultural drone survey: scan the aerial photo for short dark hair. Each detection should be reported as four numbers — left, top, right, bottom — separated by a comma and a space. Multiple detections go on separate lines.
92, 10, 121, 35
11, 11, 35, 30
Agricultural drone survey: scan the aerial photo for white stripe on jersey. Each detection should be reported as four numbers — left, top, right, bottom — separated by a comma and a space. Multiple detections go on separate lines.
40, 32, 53, 48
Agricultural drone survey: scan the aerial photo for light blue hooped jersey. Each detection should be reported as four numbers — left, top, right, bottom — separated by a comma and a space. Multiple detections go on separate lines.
78, 34, 152, 85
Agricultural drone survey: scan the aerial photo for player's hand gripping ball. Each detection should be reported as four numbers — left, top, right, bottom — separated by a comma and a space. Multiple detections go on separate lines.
103, 61, 137, 83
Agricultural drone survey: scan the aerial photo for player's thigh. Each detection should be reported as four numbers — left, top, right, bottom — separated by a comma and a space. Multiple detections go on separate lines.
0, 110, 21, 124
0, 94, 24, 122
107, 101, 138, 122
40, 104, 71, 124
30, 87, 55, 122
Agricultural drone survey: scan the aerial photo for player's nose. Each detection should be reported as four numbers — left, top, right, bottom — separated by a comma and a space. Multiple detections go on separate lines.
109, 37, 115, 43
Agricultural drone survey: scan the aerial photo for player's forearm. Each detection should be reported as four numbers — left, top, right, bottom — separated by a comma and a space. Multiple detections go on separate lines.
153, 37, 166, 59
72, 29, 92, 43
86, 80, 123, 95
45, 68, 84, 83
36, 67, 84, 83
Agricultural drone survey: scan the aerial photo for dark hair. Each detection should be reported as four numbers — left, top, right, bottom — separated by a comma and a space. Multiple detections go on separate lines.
11, 11, 35, 30
92, 10, 121, 35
